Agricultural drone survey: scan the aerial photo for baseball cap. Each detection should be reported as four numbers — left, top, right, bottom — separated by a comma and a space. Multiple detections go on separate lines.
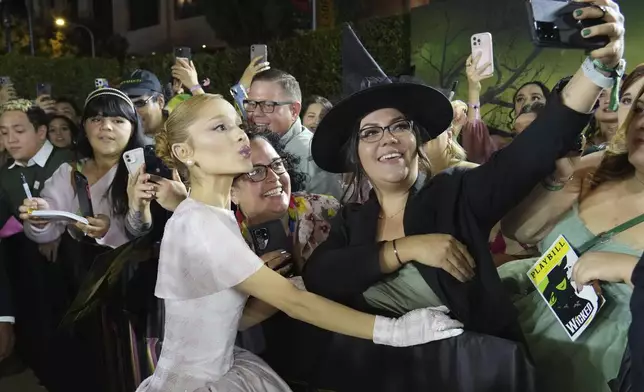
119, 69, 162, 97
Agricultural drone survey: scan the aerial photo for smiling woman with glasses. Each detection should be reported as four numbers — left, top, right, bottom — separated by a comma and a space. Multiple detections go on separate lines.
231, 128, 338, 273
298, 8, 628, 387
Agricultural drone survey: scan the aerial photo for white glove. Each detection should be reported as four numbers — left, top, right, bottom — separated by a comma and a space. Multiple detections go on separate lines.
373, 306, 464, 347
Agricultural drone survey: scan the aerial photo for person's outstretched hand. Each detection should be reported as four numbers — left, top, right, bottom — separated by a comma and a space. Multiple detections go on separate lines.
574, 0, 625, 68
373, 306, 464, 347
239, 56, 270, 91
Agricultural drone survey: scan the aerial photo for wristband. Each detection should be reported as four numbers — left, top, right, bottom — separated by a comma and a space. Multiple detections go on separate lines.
581, 57, 626, 111
189, 84, 202, 93
541, 174, 573, 192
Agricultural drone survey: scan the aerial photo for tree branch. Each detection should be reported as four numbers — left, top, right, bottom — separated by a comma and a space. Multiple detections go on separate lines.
419, 48, 442, 76
479, 46, 543, 105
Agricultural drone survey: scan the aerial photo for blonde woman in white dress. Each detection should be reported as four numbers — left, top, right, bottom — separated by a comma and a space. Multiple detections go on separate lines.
135, 94, 465, 392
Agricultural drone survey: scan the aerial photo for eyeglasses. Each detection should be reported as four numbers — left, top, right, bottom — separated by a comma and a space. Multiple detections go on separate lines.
132, 95, 154, 109
243, 159, 287, 182
358, 119, 414, 143
243, 100, 293, 114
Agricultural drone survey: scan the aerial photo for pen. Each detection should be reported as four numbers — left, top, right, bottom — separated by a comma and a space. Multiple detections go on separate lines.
21, 173, 33, 200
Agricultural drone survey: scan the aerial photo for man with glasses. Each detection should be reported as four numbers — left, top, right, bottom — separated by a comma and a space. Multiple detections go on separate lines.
246, 69, 342, 199
119, 70, 166, 145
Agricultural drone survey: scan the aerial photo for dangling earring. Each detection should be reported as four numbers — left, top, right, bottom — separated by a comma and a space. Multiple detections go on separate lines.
186, 160, 194, 166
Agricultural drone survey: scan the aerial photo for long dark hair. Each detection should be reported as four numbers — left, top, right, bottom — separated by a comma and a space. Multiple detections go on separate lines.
48, 115, 81, 148
342, 116, 432, 203
508, 81, 551, 128
77, 94, 146, 217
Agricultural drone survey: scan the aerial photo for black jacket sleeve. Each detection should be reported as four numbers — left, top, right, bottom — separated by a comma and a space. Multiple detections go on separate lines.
460, 94, 592, 231
302, 205, 385, 303
0, 241, 13, 318
629, 252, 644, 390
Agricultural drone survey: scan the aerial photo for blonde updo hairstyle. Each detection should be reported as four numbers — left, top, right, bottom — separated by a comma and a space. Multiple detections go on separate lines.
449, 100, 468, 138
155, 94, 225, 182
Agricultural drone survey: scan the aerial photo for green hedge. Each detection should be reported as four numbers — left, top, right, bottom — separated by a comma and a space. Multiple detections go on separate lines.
0, 15, 409, 103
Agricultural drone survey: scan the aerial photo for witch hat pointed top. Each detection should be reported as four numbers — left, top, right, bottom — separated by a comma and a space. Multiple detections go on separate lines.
312, 24, 454, 174
342, 23, 391, 96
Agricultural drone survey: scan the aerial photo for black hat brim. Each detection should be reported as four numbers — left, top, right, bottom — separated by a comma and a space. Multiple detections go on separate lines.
312, 83, 454, 174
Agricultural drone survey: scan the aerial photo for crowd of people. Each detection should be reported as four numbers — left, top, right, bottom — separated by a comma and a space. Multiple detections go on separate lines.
0, 1, 642, 391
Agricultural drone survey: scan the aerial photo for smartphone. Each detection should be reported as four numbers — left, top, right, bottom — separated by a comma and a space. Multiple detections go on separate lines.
94, 78, 109, 89
526, 0, 609, 50
0, 76, 11, 86
248, 220, 291, 257
174, 47, 192, 61
36, 82, 52, 97
123, 147, 145, 175
250, 44, 268, 63
230, 83, 249, 120
144, 145, 172, 179
74, 171, 94, 218
471, 33, 494, 79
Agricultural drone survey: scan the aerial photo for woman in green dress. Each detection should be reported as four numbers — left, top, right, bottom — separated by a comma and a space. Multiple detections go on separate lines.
499, 63, 644, 391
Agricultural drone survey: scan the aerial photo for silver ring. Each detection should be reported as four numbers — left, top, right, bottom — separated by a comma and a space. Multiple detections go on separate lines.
594, 4, 607, 19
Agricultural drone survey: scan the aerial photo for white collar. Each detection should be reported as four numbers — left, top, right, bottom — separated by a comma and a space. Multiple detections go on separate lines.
9, 140, 54, 169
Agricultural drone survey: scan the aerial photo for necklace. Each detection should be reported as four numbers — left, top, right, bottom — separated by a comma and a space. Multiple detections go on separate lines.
378, 206, 405, 220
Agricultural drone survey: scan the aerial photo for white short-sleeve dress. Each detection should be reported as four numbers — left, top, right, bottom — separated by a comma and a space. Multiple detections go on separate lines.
136, 198, 292, 392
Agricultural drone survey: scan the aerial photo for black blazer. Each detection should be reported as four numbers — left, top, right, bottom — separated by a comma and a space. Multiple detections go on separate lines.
303, 94, 591, 341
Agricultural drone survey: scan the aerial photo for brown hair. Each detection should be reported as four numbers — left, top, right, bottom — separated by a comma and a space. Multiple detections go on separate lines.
252, 68, 302, 102
591, 65, 644, 188
155, 94, 225, 173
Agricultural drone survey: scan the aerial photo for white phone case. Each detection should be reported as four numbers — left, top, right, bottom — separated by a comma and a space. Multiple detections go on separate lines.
471, 33, 494, 78
123, 148, 145, 175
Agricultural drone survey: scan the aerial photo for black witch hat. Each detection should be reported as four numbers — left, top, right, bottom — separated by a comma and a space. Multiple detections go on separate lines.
312, 24, 454, 174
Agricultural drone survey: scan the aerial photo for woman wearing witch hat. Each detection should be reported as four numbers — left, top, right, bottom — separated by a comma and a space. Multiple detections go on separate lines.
301, 2, 626, 391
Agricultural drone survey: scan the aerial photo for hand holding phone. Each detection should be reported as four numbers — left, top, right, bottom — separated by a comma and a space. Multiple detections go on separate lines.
250, 44, 268, 64
470, 33, 494, 79
526, 0, 610, 50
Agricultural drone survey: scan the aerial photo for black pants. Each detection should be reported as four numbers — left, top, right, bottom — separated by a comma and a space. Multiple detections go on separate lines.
4, 233, 103, 392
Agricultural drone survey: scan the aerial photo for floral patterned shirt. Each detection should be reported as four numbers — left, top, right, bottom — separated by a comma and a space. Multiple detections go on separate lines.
236, 192, 340, 265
